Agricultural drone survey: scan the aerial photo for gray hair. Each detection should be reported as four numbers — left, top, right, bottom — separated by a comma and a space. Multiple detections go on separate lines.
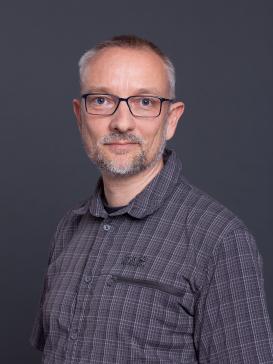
78, 35, 176, 98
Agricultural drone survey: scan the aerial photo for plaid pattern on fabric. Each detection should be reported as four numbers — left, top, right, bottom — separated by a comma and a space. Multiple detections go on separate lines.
30, 148, 273, 363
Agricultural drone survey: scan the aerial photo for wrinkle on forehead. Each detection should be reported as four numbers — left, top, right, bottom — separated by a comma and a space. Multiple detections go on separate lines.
81, 47, 170, 97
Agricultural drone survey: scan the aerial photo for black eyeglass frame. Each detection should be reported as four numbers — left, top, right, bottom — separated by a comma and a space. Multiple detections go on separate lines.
81, 93, 175, 118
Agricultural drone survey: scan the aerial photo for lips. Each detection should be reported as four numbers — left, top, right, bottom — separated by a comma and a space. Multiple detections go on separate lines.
105, 142, 138, 151
105, 142, 137, 145
109, 142, 135, 145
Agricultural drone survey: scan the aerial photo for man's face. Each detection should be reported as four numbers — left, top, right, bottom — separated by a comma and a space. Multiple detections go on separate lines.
73, 47, 184, 177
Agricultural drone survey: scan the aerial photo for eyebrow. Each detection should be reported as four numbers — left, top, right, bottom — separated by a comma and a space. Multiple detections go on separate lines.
83, 86, 162, 96
84, 87, 112, 94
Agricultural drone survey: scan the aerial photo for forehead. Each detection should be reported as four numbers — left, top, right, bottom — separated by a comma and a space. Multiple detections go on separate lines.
81, 47, 169, 96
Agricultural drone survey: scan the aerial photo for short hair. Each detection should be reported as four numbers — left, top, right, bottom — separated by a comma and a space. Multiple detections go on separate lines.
78, 35, 176, 98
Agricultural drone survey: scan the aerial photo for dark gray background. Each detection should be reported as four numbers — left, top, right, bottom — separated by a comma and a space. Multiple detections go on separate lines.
1, 1, 272, 362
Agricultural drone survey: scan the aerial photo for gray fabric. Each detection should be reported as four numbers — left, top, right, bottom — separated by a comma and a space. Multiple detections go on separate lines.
30, 148, 273, 363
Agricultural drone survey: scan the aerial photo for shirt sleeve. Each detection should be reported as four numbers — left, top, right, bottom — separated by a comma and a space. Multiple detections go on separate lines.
29, 235, 56, 351
194, 228, 273, 363
29, 274, 47, 351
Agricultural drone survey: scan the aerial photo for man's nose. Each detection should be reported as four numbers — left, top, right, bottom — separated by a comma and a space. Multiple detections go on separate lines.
109, 100, 136, 132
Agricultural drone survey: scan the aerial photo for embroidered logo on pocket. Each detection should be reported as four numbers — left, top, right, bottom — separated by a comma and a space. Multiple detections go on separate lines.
121, 255, 147, 268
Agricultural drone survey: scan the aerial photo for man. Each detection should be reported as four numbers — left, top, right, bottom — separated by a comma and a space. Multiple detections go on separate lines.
30, 35, 273, 363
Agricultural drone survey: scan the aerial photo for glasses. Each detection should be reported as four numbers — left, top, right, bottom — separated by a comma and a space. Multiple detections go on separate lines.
81, 93, 174, 118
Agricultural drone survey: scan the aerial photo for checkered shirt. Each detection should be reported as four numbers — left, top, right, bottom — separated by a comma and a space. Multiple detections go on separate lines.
30, 148, 273, 363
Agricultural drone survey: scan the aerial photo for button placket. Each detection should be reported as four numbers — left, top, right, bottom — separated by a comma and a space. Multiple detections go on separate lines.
66, 217, 117, 358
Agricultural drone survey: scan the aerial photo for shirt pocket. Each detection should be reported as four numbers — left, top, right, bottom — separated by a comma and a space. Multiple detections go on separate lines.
98, 266, 196, 349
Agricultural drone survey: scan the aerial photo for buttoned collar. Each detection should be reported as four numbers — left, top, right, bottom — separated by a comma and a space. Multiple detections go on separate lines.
72, 148, 183, 219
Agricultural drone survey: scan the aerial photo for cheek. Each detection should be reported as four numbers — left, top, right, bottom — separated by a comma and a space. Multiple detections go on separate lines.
82, 120, 103, 143
142, 122, 166, 147
139, 119, 163, 142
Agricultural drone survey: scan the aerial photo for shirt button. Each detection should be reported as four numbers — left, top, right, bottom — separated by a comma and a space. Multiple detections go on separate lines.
106, 275, 113, 286
103, 224, 111, 231
70, 330, 78, 340
84, 275, 92, 283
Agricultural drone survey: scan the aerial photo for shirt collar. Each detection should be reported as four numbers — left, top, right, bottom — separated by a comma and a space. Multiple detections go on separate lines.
72, 148, 183, 219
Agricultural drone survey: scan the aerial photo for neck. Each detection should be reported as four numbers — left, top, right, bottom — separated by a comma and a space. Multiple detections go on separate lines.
101, 158, 164, 207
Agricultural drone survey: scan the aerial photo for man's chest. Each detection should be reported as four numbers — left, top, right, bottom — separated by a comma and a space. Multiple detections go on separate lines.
42, 213, 204, 362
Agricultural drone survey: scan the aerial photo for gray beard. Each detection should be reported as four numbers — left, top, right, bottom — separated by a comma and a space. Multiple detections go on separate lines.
94, 139, 166, 177
81, 123, 168, 177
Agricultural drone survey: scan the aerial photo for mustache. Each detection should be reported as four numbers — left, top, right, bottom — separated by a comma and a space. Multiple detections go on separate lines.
100, 132, 144, 145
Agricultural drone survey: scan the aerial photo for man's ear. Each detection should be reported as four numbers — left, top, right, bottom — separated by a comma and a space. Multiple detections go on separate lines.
72, 98, 83, 131
166, 101, 185, 141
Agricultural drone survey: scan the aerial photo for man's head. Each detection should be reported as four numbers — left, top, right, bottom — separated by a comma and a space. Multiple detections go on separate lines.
73, 35, 184, 177
78, 35, 176, 99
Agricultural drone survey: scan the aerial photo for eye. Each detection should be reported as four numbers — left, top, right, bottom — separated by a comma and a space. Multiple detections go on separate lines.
140, 97, 152, 106
95, 96, 106, 105
86, 95, 114, 108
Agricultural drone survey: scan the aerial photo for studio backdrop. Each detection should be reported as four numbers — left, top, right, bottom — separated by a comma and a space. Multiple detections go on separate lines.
0, 1, 272, 362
